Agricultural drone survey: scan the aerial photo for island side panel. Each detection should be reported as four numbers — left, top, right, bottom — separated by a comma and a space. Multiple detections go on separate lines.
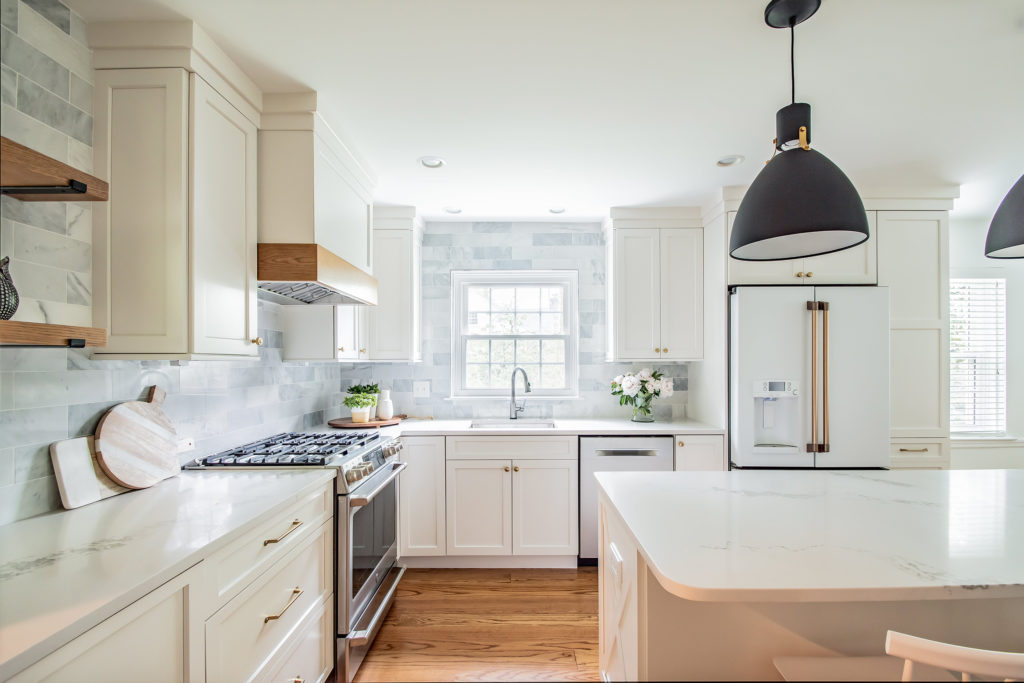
598, 491, 645, 681
643, 572, 1024, 681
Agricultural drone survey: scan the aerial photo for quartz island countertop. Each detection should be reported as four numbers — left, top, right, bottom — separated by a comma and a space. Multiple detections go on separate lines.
0, 469, 336, 680
596, 468, 1024, 603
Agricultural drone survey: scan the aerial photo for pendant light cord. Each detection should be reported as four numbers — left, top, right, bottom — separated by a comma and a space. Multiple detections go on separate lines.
789, 19, 796, 104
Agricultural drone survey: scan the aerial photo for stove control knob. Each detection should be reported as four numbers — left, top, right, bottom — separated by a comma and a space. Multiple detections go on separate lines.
346, 469, 360, 484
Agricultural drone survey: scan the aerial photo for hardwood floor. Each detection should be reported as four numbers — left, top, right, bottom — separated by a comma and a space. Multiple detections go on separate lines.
354, 568, 599, 682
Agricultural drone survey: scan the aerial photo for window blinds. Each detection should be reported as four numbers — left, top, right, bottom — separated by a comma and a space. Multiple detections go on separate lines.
950, 278, 1007, 433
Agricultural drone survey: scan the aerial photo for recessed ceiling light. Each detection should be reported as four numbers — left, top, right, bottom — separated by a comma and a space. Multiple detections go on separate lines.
716, 155, 745, 167
444, 206, 462, 214
549, 207, 566, 214
419, 156, 446, 169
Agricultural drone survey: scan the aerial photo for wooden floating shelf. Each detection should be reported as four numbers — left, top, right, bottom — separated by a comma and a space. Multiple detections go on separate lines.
0, 136, 109, 202
0, 320, 107, 347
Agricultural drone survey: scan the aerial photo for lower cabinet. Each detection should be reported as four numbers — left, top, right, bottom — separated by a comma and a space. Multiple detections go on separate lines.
512, 459, 579, 555
9, 565, 205, 683
399, 436, 447, 556
674, 434, 726, 470
889, 438, 950, 469
446, 459, 513, 555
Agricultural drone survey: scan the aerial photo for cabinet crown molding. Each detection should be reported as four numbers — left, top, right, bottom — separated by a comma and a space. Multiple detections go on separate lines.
609, 206, 702, 229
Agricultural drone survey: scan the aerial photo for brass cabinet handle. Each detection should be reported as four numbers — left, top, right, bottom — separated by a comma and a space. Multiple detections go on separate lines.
898, 447, 929, 453
513, 465, 520, 472
251, 337, 263, 346
264, 587, 303, 623
338, 346, 345, 352
264, 519, 303, 546
662, 348, 668, 353
291, 678, 305, 683
796, 272, 805, 278
654, 347, 661, 353
359, 348, 367, 354
503, 466, 510, 472
805, 272, 814, 278
678, 441, 684, 447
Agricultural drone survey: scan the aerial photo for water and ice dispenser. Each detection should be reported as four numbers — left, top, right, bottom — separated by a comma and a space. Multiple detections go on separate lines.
751, 380, 800, 454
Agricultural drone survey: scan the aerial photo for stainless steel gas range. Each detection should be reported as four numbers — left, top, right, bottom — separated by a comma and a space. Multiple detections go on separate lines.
185, 430, 407, 682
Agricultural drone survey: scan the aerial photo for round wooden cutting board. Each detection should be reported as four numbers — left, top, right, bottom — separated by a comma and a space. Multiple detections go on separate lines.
95, 386, 180, 489
328, 417, 402, 429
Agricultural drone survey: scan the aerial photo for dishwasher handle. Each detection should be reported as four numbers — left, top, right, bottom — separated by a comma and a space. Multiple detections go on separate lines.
593, 449, 661, 457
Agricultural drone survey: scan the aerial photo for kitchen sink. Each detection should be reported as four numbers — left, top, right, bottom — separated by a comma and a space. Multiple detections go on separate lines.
469, 420, 557, 429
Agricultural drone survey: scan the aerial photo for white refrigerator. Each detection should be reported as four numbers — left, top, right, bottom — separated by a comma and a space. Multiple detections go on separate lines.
730, 286, 890, 468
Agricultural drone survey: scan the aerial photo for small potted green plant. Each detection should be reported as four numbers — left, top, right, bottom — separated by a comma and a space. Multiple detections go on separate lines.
344, 393, 377, 423
347, 383, 380, 419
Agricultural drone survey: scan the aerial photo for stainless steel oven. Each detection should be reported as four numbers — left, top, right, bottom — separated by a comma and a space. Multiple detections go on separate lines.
337, 442, 407, 682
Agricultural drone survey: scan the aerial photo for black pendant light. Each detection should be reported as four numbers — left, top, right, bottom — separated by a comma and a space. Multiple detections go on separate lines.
730, 0, 869, 261
984, 174, 1024, 259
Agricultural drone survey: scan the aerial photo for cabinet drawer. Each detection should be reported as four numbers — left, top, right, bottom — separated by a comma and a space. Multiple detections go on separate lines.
206, 520, 332, 683
206, 482, 332, 608
446, 435, 578, 460
889, 440, 949, 469
255, 593, 333, 683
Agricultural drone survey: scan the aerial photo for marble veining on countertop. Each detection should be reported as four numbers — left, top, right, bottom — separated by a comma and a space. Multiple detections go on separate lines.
389, 417, 724, 436
0, 469, 336, 679
596, 468, 1024, 602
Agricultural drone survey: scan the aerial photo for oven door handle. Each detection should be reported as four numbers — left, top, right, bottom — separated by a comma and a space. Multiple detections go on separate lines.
347, 566, 406, 646
349, 462, 408, 508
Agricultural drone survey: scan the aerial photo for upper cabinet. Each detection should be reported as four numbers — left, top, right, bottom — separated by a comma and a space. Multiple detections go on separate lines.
727, 211, 878, 285
606, 209, 703, 362
258, 93, 376, 276
90, 23, 263, 359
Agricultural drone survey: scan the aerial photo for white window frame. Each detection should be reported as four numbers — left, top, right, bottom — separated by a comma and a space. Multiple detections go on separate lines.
451, 270, 579, 398
949, 275, 1007, 435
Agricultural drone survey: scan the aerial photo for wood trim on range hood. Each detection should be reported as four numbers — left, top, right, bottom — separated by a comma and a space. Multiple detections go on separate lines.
257, 243, 378, 305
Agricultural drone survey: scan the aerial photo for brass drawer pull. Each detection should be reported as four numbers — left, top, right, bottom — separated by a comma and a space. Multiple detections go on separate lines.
291, 678, 305, 683
251, 337, 263, 346
264, 519, 303, 546
898, 447, 929, 453
265, 587, 303, 623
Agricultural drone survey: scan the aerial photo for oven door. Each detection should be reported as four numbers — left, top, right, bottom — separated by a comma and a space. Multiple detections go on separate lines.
337, 460, 407, 634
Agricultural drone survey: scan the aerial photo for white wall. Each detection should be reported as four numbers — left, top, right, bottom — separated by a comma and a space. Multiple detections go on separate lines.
948, 219, 1024, 469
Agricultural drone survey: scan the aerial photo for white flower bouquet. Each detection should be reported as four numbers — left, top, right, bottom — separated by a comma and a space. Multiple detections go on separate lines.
611, 368, 673, 422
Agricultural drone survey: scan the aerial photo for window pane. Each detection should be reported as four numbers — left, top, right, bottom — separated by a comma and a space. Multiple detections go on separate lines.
491, 313, 515, 334
467, 287, 490, 312
516, 339, 540, 363
490, 364, 514, 388
542, 339, 565, 363
515, 313, 540, 334
541, 364, 565, 389
467, 312, 489, 334
541, 287, 563, 312
516, 287, 540, 312
540, 313, 563, 334
492, 339, 514, 363
466, 364, 489, 388
491, 287, 515, 312
466, 339, 490, 363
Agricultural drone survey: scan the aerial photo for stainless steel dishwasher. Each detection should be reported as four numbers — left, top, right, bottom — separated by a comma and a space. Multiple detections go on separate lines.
579, 436, 674, 561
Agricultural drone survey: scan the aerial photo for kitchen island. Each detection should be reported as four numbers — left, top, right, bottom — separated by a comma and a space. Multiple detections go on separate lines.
596, 469, 1024, 681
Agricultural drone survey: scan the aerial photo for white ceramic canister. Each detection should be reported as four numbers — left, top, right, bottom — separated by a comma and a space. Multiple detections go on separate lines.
377, 389, 394, 420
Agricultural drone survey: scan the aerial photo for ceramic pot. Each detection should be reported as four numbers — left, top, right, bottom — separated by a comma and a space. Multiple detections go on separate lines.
377, 390, 394, 420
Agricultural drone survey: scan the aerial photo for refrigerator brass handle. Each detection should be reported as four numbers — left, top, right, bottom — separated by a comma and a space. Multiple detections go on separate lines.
898, 447, 929, 453
806, 301, 818, 453
821, 301, 830, 453
264, 587, 303, 623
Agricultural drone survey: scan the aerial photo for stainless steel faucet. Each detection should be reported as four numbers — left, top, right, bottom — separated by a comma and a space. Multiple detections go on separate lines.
509, 367, 532, 419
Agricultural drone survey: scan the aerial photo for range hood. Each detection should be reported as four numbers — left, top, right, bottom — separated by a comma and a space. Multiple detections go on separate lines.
257, 243, 377, 305
256, 92, 378, 305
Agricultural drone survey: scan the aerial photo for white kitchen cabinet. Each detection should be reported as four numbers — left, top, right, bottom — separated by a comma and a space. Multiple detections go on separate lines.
93, 68, 259, 359
609, 227, 703, 361
366, 228, 422, 361
727, 211, 878, 286
446, 459, 513, 555
280, 304, 368, 361
512, 459, 579, 555
399, 436, 446, 557
877, 211, 950, 441
673, 434, 726, 471
9, 564, 205, 683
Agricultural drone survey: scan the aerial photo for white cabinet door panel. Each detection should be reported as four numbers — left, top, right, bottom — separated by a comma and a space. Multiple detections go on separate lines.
660, 228, 703, 360
446, 459, 512, 555
878, 212, 947, 322
614, 229, 661, 359
673, 434, 725, 471
399, 437, 446, 556
189, 74, 258, 356
512, 459, 578, 555
891, 328, 946, 437
726, 212, 802, 285
802, 213, 877, 284
368, 230, 413, 360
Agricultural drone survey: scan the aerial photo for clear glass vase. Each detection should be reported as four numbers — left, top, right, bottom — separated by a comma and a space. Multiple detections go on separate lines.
631, 398, 654, 423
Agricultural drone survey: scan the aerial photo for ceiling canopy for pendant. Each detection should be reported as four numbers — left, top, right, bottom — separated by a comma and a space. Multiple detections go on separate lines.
730, 0, 869, 262
985, 173, 1024, 259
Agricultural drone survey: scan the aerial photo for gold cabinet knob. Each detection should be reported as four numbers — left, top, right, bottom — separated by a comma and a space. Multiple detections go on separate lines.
678, 441, 684, 447
795, 272, 805, 278
338, 347, 345, 352
655, 347, 661, 353
662, 348, 668, 353
251, 337, 263, 346
805, 271, 813, 278
359, 348, 367, 354
503, 466, 511, 472
513, 465, 520, 472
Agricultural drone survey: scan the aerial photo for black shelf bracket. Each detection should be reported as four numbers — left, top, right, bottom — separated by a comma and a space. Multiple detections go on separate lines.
1, 179, 88, 195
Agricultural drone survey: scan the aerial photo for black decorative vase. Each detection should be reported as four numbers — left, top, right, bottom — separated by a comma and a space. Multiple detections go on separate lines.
0, 256, 19, 320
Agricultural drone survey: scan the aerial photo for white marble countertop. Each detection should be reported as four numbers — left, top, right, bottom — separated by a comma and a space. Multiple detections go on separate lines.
0, 469, 336, 679
596, 468, 1024, 603
388, 417, 724, 436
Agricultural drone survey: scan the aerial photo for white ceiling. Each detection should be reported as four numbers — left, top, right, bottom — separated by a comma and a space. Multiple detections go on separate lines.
67, 0, 1024, 222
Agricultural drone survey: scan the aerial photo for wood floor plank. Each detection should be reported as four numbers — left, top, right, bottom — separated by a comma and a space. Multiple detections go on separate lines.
354, 567, 599, 682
